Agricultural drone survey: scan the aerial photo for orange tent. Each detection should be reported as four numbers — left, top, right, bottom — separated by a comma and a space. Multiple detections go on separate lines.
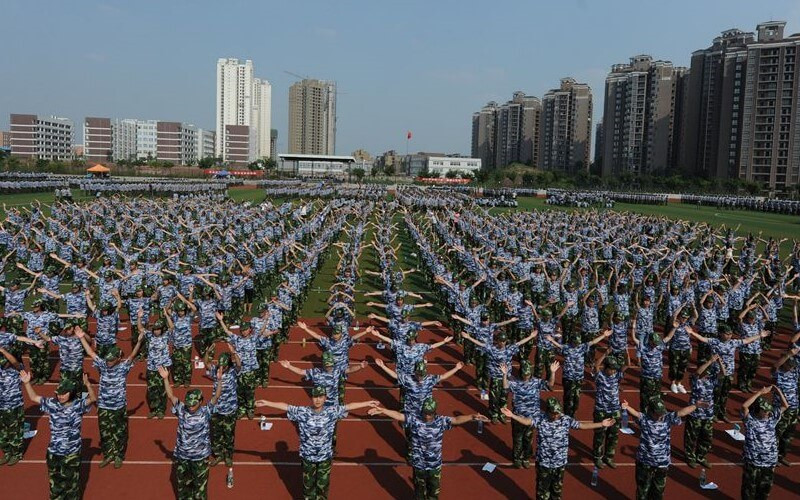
87, 164, 111, 173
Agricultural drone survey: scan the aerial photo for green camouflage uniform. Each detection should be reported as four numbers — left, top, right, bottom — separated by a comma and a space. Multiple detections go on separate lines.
210, 413, 237, 463
741, 464, 774, 500
511, 420, 533, 465
236, 371, 257, 417
256, 347, 274, 387
412, 467, 441, 500
562, 379, 581, 417
98, 408, 128, 462
488, 377, 507, 420
29, 342, 52, 383
175, 458, 209, 500
635, 462, 667, 500
592, 410, 620, 463
146, 369, 166, 416
776, 408, 798, 461
714, 375, 733, 420
0, 406, 24, 461
47, 451, 81, 500
639, 378, 661, 414
171, 347, 192, 386
302, 458, 332, 500
683, 416, 713, 464
535, 465, 564, 500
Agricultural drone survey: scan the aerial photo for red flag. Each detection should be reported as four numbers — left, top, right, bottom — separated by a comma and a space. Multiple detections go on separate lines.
407, 131, 412, 140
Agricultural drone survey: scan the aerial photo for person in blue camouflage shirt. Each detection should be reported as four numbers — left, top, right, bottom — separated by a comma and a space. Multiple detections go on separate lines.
501, 359, 559, 468
740, 385, 788, 500
636, 328, 676, 414
502, 397, 614, 500
684, 354, 720, 468
21, 369, 96, 499
0, 347, 24, 465
87, 291, 123, 359
137, 311, 172, 419
623, 398, 706, 500
591, 351, 629, 469
257, 387, 379, 500
203, 351, 241, 468
546, 329, 611, 417
1, 277, 37, 314
159, 365, 222, 500
771, 348, 799, 466
75, 325, 144, 468
39, 321, 86, 394
165, 295, 196, 387
371, 397, 488, 500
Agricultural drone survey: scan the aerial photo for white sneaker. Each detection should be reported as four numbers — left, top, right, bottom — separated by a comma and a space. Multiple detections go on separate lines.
677, 384, 687, 394
670, 383, 678, 393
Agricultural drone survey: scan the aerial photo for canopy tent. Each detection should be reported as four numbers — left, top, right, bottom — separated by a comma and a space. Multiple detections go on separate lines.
87, 164, 110, 173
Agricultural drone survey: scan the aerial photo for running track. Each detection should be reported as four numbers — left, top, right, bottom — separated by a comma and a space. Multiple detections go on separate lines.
4, 319, 799, 499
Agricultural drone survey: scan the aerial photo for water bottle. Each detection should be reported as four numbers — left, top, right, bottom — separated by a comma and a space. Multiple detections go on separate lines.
591, 465, 598, 487
621, 408, 629, 429
477, 419, 484, 434
226, 467, 234, 488
301, 337, 306, 348
354, 320, 360, 332
699, 468, 706, 487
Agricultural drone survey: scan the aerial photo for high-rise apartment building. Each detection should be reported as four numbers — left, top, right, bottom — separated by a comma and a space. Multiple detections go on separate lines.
288, 79, 337, 155
196, 129, 216, 161
9, 114, 73, 161
683, 29, 753, 179
471, 102, 498, 169
136, 120, 158, 160
0, 131, 11, 149
601, 55, 687, 176
84, 117, 112, 162
215, 58, 271, 162
540, 78, 593, 172
737, 22, 800, 192
112, 119, 138, 161
494, 92, 541, 168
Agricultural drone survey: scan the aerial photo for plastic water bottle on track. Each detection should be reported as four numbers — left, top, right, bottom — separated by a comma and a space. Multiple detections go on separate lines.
591, 465, 598, 487
699, 468, 706, 487
621, 408, 629, 429
226, 467, 234, 488
477, 419, 483, 434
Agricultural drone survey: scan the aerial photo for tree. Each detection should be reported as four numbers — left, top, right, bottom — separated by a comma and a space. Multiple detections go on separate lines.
352, 167, 365, 183
418, 166, 431, 178
371, 165, 382, 177
384, 164, 395, 176
445, 170, 458, 179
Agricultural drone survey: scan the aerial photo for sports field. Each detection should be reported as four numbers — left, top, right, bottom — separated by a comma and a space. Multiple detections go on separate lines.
2, 186, 799, 499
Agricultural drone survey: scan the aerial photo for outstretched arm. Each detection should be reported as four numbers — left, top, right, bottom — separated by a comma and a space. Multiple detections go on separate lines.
451, 413, 489, 426
621, 399, 641, 419
500, 407, 532, 426
255, 400, 291, 412
374, 359, 398, 379
344, 400, 380, 412
296, 321, 325, 341
367, 406, 405, 422
440, 362, 464, 381
278, 360, 308, 377
158, 366, 179, 405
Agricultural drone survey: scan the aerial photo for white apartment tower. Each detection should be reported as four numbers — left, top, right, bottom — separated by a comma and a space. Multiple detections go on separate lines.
215, 58, 271, 162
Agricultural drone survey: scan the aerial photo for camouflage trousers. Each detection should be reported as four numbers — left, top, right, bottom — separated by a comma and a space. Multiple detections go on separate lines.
47, 451, 81, 500
562, 379, 581, 417
776, 408, 798, 460
635, 462, 667, 500
592, 410, 620, 463
98, 407, 128, 461
683, 416, 712, 463
535, 464, 564, 500
488, 377, 507, 420
714, 375, 733, 420
301, 458, 332, 500
338, 375, 346, 406
174, 458, 209, 500
171, 347, 192, 386
737, 353, 760, 391
412, 466, 441, 500
511, 419, 533, 464
198, 327, 215, 355
584, 330, 600, 365
256, 347, 273, 387
474, 352, 488, 390
211, 412, 237, 461
640, 377, 661, 414
236, 371, 257, 417
146, 369, 167, 416
534, 348, 555, 380
29, 342, 52, 384
667, 349, 689, 382
0, 406, 24, 460
741, 463, 774, 500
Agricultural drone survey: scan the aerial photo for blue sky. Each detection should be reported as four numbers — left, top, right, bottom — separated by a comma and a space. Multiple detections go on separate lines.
2, 0, 799, 157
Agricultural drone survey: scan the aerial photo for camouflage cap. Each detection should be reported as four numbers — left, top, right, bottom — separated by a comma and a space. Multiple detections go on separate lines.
55, 379, 77, 395
311, 385, 327, 397
218, 352, 232, 368
414, 360, 427, 375
756, 396, 773, 414
184, 389, 203, 407
421, 397, 437, 415
545, 397, 562, 414
604, 357, 622, 371
321, 351, 335, 366
104, 346, 123, 362
650, 400, 667, 416
519, 360, 533, 378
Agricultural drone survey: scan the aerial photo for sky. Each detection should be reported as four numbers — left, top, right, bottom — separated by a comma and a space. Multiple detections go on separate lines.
2, 0, 800, 157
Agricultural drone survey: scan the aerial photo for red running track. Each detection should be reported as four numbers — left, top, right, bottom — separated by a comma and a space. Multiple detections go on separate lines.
3, 319, 799, 499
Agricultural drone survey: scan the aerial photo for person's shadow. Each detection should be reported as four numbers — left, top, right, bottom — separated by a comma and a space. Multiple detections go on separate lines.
458, 448, 529, 498
362, 447, 414, 498
238, 440, 302, 498
79, 438, 93, 498
154, 439, 179, 498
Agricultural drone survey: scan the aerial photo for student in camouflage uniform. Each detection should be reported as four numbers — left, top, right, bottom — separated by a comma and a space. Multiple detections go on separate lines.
75, 326, 143, 468
370, 398, 488, 500
0, 347, 24, 465
217, 312, 267, 419
500, 359, 559, 468
684, 355, 719, 469
502, 397, 614, 500
741, 385, 789, 500
623, 398, 706, 500
159, 366, 222, 500
636, 329, 676, 414
592, 353, 627, 469
256, 387, 379, 500
165, 298, 195, 388
138, 311, 172, 418
20, 370, 96, 499
205, 351, 241, 467
772, 347, 799, 466
546, 330, 611, 417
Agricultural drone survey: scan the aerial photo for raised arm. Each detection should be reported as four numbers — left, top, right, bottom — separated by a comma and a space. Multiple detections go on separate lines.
74, 326, 99, 360
621, 399, 641, 419
430, 335, 454, 350
19, 370, 42, 405
296, 321, 325, 341
278, 360, 307, 377
254, 400, 291, 412
367, 406, 405, 422
344, 400, 380, 412
157, 366, 179, 406
374, 358, 398, 379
